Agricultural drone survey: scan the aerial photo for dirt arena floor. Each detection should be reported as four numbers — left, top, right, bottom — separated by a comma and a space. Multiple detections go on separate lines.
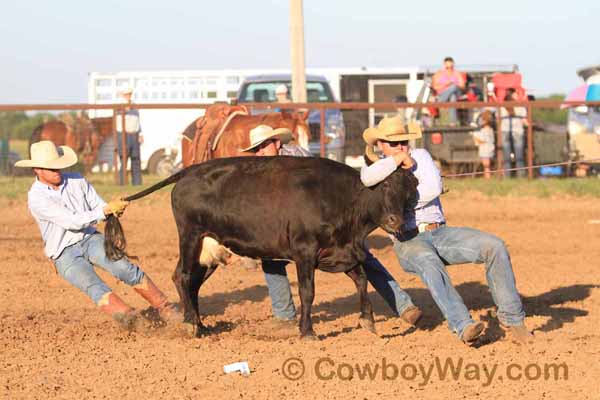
1, 192, 599, 399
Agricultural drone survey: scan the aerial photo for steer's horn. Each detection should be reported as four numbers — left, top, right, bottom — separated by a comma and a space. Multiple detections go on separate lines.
364, 145, 380, 164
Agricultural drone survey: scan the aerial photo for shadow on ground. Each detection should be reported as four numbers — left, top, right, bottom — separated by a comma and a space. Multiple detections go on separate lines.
195, 280, 598, 343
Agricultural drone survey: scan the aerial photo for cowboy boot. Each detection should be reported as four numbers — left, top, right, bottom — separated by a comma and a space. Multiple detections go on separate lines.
133, 276, 183, 323
97, 292, 138, 331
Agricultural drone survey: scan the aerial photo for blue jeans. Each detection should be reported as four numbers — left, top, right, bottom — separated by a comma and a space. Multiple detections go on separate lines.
53, 233, 145, 304
262, 252, 415, 320
437, 84, 463, 123
116, 132, 142, 185
393, 226, 525, 338
262, 260, 296, 320
502, 130, 526, 177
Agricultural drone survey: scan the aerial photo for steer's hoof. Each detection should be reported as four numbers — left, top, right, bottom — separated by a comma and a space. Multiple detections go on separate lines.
195, 324, 213, 338
180, 323, 197, 338
359, 318, 377, 334
300, 331, 318, 341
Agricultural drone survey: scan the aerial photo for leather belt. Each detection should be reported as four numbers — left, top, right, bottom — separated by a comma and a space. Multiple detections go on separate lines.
396, 222, 445, 241
418, 222, 444, 233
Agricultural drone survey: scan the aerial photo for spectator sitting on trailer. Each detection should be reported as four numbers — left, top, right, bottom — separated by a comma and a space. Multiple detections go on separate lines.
432, 56, 466, 126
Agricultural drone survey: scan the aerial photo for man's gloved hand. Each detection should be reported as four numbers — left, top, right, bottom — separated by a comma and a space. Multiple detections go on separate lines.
103, 199, 129, 217
392, 151, 415, 170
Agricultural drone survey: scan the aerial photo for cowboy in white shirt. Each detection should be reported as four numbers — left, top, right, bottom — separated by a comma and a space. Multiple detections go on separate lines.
16, 141, 181, 330
360, 116, 533, 345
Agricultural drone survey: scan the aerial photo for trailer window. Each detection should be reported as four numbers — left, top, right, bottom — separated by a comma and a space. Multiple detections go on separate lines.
116, 78, 130, 88
96, 79, 112, 87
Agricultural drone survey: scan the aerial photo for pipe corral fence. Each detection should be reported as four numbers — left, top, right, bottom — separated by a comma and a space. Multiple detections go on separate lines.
1, 100, 599, 184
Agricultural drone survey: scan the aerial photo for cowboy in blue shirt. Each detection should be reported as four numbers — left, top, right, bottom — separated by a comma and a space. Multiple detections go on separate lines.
16, 141, 181, 331
361, 116, 533, 345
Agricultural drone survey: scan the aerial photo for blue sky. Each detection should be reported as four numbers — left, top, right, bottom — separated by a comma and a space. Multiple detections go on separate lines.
1, 0, 598, 103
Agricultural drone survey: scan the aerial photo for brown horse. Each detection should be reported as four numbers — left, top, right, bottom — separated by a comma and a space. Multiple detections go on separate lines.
182, 104, 310, 167
30, 114, 102, 173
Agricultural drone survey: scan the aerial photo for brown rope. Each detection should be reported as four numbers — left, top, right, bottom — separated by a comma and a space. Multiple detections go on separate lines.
442, 158, 600, 178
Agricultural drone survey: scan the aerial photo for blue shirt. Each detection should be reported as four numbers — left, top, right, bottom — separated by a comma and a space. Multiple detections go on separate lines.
28, 173, 107, 259
360, 148, 445, 231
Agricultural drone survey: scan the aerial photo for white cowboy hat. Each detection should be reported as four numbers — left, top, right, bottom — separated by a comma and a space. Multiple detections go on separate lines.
240, 124, 293, 152
275, 84, 288, 95
363, 116, 423, 162
15, 140, 78, 169
120, 87, 134, 96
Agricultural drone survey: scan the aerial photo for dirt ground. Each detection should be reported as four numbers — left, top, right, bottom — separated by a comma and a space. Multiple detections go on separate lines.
1, 192, 599, 399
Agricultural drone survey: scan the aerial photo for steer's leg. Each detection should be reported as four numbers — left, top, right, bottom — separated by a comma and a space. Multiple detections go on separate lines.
176, 230, 201, 328
190, 263, 219, 336
346, 264, 376, 334
296, 261, 316, 339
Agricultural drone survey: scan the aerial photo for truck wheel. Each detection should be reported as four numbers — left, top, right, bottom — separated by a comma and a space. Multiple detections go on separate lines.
147, 149, 175, 177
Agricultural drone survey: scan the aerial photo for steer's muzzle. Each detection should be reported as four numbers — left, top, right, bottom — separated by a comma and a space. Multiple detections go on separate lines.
381, 214, 403, 234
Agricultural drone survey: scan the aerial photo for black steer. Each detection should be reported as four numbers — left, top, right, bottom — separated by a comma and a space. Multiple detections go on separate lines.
106, 156, 418, 338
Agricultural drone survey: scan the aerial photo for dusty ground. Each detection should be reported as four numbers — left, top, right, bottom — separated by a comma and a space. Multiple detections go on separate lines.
1, 192, 599, 399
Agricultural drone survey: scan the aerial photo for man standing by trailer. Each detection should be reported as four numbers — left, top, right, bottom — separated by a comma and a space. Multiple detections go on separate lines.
116, 88, 143, 185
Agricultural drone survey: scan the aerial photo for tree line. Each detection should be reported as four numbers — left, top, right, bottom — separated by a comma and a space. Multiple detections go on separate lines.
0, 111, 57, 140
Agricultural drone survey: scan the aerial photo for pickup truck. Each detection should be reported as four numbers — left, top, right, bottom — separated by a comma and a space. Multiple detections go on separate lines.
237, 74, 346, 163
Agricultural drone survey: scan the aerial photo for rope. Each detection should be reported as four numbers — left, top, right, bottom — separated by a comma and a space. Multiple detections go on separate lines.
442, 158, 600, 178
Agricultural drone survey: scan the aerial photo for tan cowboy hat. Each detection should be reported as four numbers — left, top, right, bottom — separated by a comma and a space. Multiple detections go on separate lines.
240, 124, 293, 152
15, 140, 77, 169
363, 116, 423, 162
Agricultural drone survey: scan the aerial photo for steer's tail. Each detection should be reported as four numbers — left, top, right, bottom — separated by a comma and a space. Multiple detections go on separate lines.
104, 167, 191, 261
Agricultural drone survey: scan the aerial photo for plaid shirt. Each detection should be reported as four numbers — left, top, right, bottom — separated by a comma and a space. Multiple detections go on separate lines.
278, 144, 312, 158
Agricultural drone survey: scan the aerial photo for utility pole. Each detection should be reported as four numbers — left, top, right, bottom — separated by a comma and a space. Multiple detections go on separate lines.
290, 0, 307, 103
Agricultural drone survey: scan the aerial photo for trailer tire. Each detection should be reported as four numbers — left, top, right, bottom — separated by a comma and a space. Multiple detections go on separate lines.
147, 149, 176, 177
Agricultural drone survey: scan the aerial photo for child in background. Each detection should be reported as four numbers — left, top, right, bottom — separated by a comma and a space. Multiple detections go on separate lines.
473, 110, 495, 179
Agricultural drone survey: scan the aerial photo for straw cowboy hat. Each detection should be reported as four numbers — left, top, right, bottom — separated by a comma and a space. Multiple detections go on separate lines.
241, 124, 293, 152
15, 140, 78, 169
363, 116, 423, 162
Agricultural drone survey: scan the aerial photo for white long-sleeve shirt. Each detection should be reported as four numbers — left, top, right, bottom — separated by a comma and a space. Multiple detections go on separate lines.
28, 173, 107, 259
360, 148, 445, 230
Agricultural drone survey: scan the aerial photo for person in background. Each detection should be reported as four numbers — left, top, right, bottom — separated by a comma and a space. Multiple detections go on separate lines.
240, 125, 423, 327
15, 141, 182, 331
432, 57, 466, 125
361, 116, 533, 345
273, 84, 293, 113
500, 88, 528, 178
473, 110, 495, 179
116, 88, 143, 185
275, 84, 291, 103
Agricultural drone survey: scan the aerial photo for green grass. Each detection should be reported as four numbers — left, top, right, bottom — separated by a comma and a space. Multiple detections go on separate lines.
444, 177, 600, 198
1, 173, 599, 203
0, 174, 168, 202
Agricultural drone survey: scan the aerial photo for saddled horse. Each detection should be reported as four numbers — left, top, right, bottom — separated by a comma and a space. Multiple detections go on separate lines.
30, 114, 101, 173
181, 103, 310, 167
